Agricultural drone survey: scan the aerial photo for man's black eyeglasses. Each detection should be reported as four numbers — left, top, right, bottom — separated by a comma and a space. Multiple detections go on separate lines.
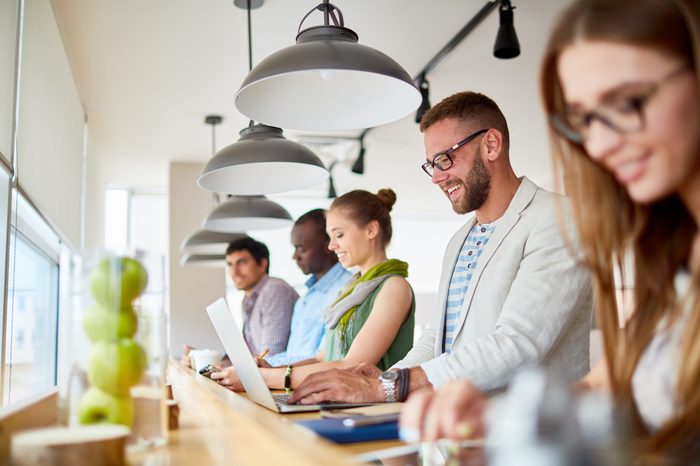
421, 129, 488, 177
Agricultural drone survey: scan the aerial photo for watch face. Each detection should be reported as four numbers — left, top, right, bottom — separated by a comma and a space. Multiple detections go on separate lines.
381, 370, 398, 382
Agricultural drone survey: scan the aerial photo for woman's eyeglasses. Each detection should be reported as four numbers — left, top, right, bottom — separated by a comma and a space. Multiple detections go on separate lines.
551, 65, 687, 144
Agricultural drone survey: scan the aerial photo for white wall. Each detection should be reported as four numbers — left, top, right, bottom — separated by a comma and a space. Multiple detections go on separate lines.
83, 129, 103, 251
168, 162, 228, 356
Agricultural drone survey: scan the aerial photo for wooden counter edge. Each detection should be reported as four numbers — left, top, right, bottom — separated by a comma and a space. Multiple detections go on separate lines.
0, 389, 59, 466
167, 362, 359, 466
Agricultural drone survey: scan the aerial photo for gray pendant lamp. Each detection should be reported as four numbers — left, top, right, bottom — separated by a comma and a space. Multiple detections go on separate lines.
198, 123, 327, 195
234, 0, 421, 131
180, 229, 247, 255
198, 0, 327, 195
203, 195, 293, 232
180, 253, 226, 267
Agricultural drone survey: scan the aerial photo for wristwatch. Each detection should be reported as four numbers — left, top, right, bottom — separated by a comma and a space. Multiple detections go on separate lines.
379, 370, 399, 402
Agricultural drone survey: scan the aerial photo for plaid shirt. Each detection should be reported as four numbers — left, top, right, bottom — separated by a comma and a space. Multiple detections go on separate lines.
241, 275, 298, 356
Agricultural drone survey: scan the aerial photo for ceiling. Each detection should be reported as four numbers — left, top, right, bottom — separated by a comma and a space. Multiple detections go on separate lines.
51, 0, 572, 191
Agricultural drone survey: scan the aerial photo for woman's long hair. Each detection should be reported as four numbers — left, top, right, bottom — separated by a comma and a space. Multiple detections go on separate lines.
541, 0, 700, 458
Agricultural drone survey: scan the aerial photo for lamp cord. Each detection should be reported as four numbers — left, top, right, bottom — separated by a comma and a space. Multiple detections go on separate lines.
209, 117, 220, 204
245, 0, 257, 128
246, 0, 252, 72
211, 121, 216, 156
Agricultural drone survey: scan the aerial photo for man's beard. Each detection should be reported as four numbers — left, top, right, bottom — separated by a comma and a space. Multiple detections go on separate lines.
452, 154, 491, 214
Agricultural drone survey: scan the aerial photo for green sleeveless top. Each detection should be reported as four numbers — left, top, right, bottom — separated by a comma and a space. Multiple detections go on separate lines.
325, 280, 415, 371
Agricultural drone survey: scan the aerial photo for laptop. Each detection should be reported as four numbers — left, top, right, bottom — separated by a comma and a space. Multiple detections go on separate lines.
205, 297, 377, 413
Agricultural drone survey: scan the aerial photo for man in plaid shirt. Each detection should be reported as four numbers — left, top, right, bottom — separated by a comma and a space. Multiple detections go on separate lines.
226, 237, 298, 357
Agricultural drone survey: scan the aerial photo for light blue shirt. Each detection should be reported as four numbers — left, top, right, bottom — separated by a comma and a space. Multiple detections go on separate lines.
444, 223, 496, 353
265, 262, 352, 366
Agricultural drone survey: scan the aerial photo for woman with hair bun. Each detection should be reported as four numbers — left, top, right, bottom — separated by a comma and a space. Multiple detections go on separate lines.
213, 188, 415, 392
323, 188, 414, 369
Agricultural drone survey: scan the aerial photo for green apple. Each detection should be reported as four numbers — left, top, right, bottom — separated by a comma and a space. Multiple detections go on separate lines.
90, 256, 148, 308
78, 386, 134, 426
87, 339, 147, 396
83, 304, 138, 342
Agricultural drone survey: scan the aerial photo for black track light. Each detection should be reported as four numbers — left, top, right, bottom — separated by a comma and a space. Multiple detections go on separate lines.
351, 138, 366, 174
328, 161, 338, 198
415, 74, 431, 124
493, 0, 520, 59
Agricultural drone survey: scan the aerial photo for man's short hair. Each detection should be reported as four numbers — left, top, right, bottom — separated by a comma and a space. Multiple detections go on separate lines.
294, 208, 329, 241
226, 237, 270, 273
419, 91, 510, 152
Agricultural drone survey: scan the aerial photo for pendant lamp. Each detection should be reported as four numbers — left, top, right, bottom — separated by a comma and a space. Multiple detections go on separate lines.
198, 0, 327, 195
180, 229, 247, 255
234, 0, 421, 131
180, 253, 226, 267
203, 195, 293, 232
182, 115, 291, 270
198, 123, 327, 194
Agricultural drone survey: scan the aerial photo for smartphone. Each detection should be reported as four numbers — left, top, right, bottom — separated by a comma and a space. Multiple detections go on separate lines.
198, 363, 216, 378
341, 412, 400, 427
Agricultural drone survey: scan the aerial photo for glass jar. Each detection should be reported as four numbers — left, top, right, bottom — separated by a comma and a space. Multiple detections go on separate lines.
59, 250, 167, 451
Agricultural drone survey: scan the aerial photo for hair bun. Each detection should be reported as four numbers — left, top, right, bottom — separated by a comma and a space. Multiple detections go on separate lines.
376, 188, 397, 212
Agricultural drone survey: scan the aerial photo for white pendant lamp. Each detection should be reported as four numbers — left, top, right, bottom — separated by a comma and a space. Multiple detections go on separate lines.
234, 0, 421, 131
180, 253, 226, 267
198, 123, 327, 195
180, 229, 247, 255
203, 195, 293, 232
199, 0, 328, 194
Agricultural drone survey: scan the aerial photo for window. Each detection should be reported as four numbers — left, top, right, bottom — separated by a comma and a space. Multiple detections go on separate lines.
104, 188, 128, 251
3, 192, 60, 405
104, 188, 167, 257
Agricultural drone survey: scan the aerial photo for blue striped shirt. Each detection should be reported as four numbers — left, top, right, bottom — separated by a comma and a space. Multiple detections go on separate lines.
444, 223, 496, 353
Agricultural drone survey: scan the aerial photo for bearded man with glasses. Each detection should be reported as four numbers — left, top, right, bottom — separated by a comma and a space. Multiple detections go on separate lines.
289, 91, 594, 407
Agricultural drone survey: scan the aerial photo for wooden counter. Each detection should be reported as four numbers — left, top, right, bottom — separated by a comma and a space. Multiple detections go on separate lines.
128, 363, 404, 465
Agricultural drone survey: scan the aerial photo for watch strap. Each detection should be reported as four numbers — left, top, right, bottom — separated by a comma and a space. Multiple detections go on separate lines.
381, 372, 397, 403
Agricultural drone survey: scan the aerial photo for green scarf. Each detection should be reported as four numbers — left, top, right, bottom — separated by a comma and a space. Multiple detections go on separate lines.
331, 259, 408, 337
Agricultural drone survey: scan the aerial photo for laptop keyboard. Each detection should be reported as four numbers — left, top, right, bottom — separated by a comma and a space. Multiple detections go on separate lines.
273, 394, 336, 406
272, 394, 292, 404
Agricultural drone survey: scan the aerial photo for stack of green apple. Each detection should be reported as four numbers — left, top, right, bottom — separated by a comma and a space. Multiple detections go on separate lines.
78, 256, 149, 427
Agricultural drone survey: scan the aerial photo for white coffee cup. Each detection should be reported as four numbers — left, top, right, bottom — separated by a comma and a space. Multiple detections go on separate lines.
189, 349, 222, 373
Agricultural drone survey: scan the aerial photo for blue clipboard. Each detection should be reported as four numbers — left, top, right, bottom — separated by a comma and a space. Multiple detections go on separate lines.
295, 417, 399, 443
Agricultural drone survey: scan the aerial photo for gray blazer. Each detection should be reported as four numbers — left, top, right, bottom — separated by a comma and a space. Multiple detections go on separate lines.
395, 177, 592, 391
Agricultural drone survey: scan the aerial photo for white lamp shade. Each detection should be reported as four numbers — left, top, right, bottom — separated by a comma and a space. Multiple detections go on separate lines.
203, 196, 293, 232
180, 253, 226, 267
180, 229, 247, 254
235, 26, 421, 131
198, 124, 328, 195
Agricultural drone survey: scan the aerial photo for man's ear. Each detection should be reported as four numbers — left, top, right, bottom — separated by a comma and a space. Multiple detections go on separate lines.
260, 257, 269, 271
484, 129, 504, 162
